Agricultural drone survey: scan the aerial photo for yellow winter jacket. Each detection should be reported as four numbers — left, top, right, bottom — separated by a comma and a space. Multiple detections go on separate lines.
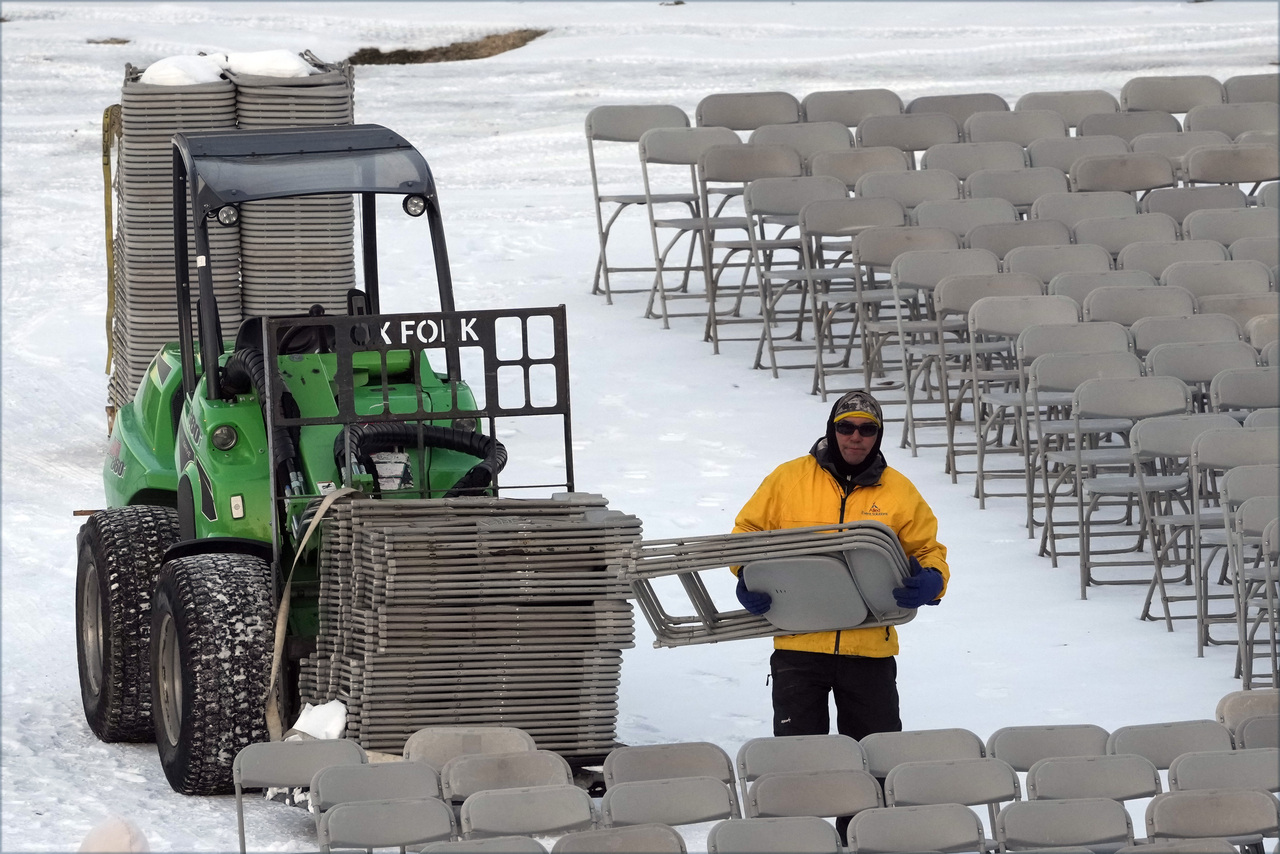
732, 449, 949, 657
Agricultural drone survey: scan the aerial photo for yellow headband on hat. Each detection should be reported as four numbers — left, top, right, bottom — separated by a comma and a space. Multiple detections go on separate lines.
834, 410, 881, 426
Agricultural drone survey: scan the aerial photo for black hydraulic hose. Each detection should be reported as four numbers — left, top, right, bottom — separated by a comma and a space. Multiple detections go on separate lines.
333, 422, 508, 497
222, 347, 300, 480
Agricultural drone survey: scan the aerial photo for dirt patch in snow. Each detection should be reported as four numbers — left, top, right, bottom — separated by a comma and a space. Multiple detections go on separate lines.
347, 29, 548, 65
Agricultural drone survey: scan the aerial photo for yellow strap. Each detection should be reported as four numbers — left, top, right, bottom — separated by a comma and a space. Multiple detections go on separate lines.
101, 105, 121, 376
265, 487, 361, 741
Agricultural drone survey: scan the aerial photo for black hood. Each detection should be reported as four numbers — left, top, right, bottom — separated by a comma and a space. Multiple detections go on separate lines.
810, 393, 886, 489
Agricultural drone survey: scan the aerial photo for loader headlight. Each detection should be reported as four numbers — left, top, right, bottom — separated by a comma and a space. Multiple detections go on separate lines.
211, 425, 238, 451
402, 195, 427, 217
215, 205, 240, 227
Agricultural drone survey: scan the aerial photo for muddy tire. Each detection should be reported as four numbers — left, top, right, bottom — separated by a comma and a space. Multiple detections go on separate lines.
150, 553, 275, 795
76, 505, 181, 742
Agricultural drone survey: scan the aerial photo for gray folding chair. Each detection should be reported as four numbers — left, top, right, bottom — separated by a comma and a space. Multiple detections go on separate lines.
749, 122, 852, 170
1184, 207, 1280, 246
402, 726, 537, 767
801, 88, 904, 127
460, 785, 596, 839
1229, 237, 1280, 269
847, 803, 987, 854
1145, 788, 1280, 854
1259, 181, 1280, 208
1186, 102, 1280, 139
1016, 89, 1120, 130
1185, 143, 1280, 196
1129, 313, 1243, 359
601, 777, 736, 827
964, 219, 1072, 261
1237, 712, 1280, 749
912, 197, 1018, 235
1246, 408, 1280, 427
1072, 213, 1180, 261
1197, 293, 1280, 333
1225, 73, 1280, 104
1144, 340, 1260, 410
1234, 501, 1280, 689
1079, 109, 1181, 143
1069, 152, 1177, 197
1161, 259, 1273, 300
1118, 840, 1238, 854
734, 734, 867, 806
884, 757, 1020, 836
808, 147, 911, 190
1081, 284, 1197, 326
1141, 184, 1248, 225
696, 91, 801, 131
234, 739, 368, 854
963, 166, 1069, 216
921, 141, 1027, 180
311, 761, 442, 847
1030, 190, 1138, 230
996, 798, 1134, 852
1132, 130, 1233, 182
1215, 687, 1280, 736
985, 723, 1110, 773
427, 836, 548, 854
585, 104, 693, 302
1211, 366, 1280, 419
1106, 720, 1234, 770
1003, 244, 1113, 288
746, 768, 883, 821
440, 750, 574, 805
706, 816, 842, 854
1121, 75, 1226, 114
1169, 748, 1280, 792
1117, 240, 1231, 280
965, 109, 1067, 146
1247, 313, 1279, 351
552, 823, 686, 854
859, 727, 985, 779
604, 741, 742, 818
856, 113, 961, 165
854, 169, 961, 214
907, 92, 1009, 128
1027, 134, 1128, 173
1026, 753, 1160, 803
322, 796, 456, 853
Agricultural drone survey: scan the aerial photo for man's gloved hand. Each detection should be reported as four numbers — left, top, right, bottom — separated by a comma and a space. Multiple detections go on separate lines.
893, 556, 944, 608
736, 572, 772, 616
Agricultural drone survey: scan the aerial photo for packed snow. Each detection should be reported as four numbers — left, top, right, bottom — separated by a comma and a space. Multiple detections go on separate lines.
2, 2, 1277, 851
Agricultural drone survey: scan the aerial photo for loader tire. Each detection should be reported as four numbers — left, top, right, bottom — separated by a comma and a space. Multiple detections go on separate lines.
76, 505, 181, 742
150, 553, 275, 795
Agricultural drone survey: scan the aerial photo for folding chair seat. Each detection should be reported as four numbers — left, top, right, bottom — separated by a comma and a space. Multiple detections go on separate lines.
1211, 365, 1280, 418
912, 197, 1017, 235
801, 88, 903, 127
234, 739, 368, 854
1026, 134, 1128, 173
585, 104, 693, 302
734, 734, 867, 806
858, 727, 985, 779
603, 741, 742, 817
601, 777, 737, 828
311, 761, 443, 847
1048, 270, 1157, 314
1025, 753, 1160, 803
1140, 185, 1248, 226
1215, 688, 1280, 736
855, 113, 961, 165
1225, 73, 1280, 105
1144, 788, 1280, 852
1079, 110, 1181, 143
1073, 213, 1180, 261
1184, 207, 1280, 246
1185, 143, 1280, 194
1231, 495, 1280, 688
1121, 75, 1226, 114
1003, 244, 1112, 288
460, 784, 596, 839
1081, 285, 1197, 326
1247, 313, 1279, 351
1161, 259, 1273, 300
1186, 101, 1280, 139
1131, 130, 1233, 181
907, 92, 1009, 129
706, 816, 842, 854
1169, 747, 1280, 792
552, 823, 686, 854
995, 798, 1134, 851
884, 757, 1020, 835
427, 836, 549, 854
1144, 340, 1260, 410
985, 723, 1110, 772
964, 219, 1072, 261
749, 122, 851, 170
808, 147, 911, 190
847, 803, 986, 854
439, 749, 574, 805
854, 169, 961, 213
1016, 89, 1120, 130
696, 91, 801, 131
1129, 313, 1243, 358
322, 796, 456, 852
965, 109, 1067, 146
745, 768, 883, 821
920, 141, 1027, 181
1229, 237, 1280, 269
1115, 241, 1229, 280
1029, 190, 1137, 230
1196, 292, 1280, 331
403, 726, 538, 767
1068, 152, 1178, 196
963, 166, 1069, 216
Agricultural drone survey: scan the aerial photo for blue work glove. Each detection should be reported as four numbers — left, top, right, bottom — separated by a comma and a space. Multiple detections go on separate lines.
893, 557, 944, 609
736, 572, 772, 616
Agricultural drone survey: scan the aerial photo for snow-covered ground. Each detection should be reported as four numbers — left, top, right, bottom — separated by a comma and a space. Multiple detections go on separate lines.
2, 3, 1277, 851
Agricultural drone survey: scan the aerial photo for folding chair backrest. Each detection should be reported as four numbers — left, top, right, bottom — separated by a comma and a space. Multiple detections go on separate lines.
1247, 313, 1280, 350
1185, 143, 1280, 186
855, 169, 961, 210
1144, 340, 1260, 386
1117, 840, 1240, 854
1018, 322, 1132, 364
964, 219, 1071, 260
1192, 426, 1280, 474
1106, 720, 1234, 769
1073, 375, 1192, 421
601, 777, 736, 827
985, 724, 1110, 773
440, 749, 574, 802
1030, 190, 1137, 229
856, 112, 961, 154
1144, 788, 1280, 842
1027, 134, 1128, 172
1140, 184, 1248, 224
1185, 102, 1280, 138
884, 757, 1020, 808
1073, 213, 1181, 259
587, 105, 690, 143
907, 92, 1009, 128
1222, 466, 1280, 514
1160, 259, 1273, 298
1069, 152, 1177, 194
1026, 753, 1161, 802
921, 141, 1027, 179
427, 836, 549, 854
808, 147, 911, 189
964, 166, 1069, 211
891, 248, 1000, 292
1081, 284, 1197, 325
552, 823, 687, 854
1016, 89, 1120, 129
799, 197, 906, 239
310, 760, 442, 813
1117, 240, 1230, 280
859, 727, 985, 778
1248, 407, 1280, 426
744, 175, 847, 218
1169, 747, 1280, 792
996, 798, 1135, 850
1225, 73, 1280, 105
912, 197, 1018, 233
1129, 414, 1243, 463
604, 741, 737, 787
1048, 269, 1157, 308
1215, 688, 1280, 732
1237, 713, 1280, 749
1211, 365, 1280, 413
403, 725, 538, 767
802, 88, 904, 126
847, 803, 986, 854
706, 816, 843, 854
965, 109, 1067, 146
1079, 110, 1181, 142
749, 122, 852, 166
1228, 237, 1280, 267
735, 734, 867, 793
934, 273, 1043, 320
853, 226, 959, 269
1003, 244, 1113, 287
1129, 313, 1243, 358
969, 295, 1080, 339
323, 796, 456, 851
639, 126, 743, 167
1031, 351, 1144, 396
696, 91, 801, 131
747, 768, 883, 819
1184, 207, 1280, 245
1121, 75, 1226, 114
1131, 130, 1233, 162
461, 784, 596, 838
701, 143, 803, 186
1194, 293, 1280, 332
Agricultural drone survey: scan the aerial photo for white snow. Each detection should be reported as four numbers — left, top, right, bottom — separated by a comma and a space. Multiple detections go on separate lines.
2, 2, 1277, 851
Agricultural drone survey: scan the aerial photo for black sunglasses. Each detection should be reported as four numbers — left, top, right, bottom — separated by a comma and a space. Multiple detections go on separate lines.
835, 421, 880, 437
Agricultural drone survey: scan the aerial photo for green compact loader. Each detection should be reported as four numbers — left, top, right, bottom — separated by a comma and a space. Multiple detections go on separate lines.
77, 124, 574, 794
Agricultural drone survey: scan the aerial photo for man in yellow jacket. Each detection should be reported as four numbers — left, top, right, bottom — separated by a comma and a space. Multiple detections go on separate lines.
733, 390, 949, 748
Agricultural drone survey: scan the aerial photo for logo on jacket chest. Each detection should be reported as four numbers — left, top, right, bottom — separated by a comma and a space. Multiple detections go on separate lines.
863, 501, 887, 517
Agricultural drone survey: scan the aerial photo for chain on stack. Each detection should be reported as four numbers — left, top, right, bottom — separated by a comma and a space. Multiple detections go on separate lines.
302, 494, 640, 761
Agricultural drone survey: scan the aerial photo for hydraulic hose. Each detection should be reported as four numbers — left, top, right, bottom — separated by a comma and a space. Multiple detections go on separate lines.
222, 346, 301, 483
333, 422, 508, 497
